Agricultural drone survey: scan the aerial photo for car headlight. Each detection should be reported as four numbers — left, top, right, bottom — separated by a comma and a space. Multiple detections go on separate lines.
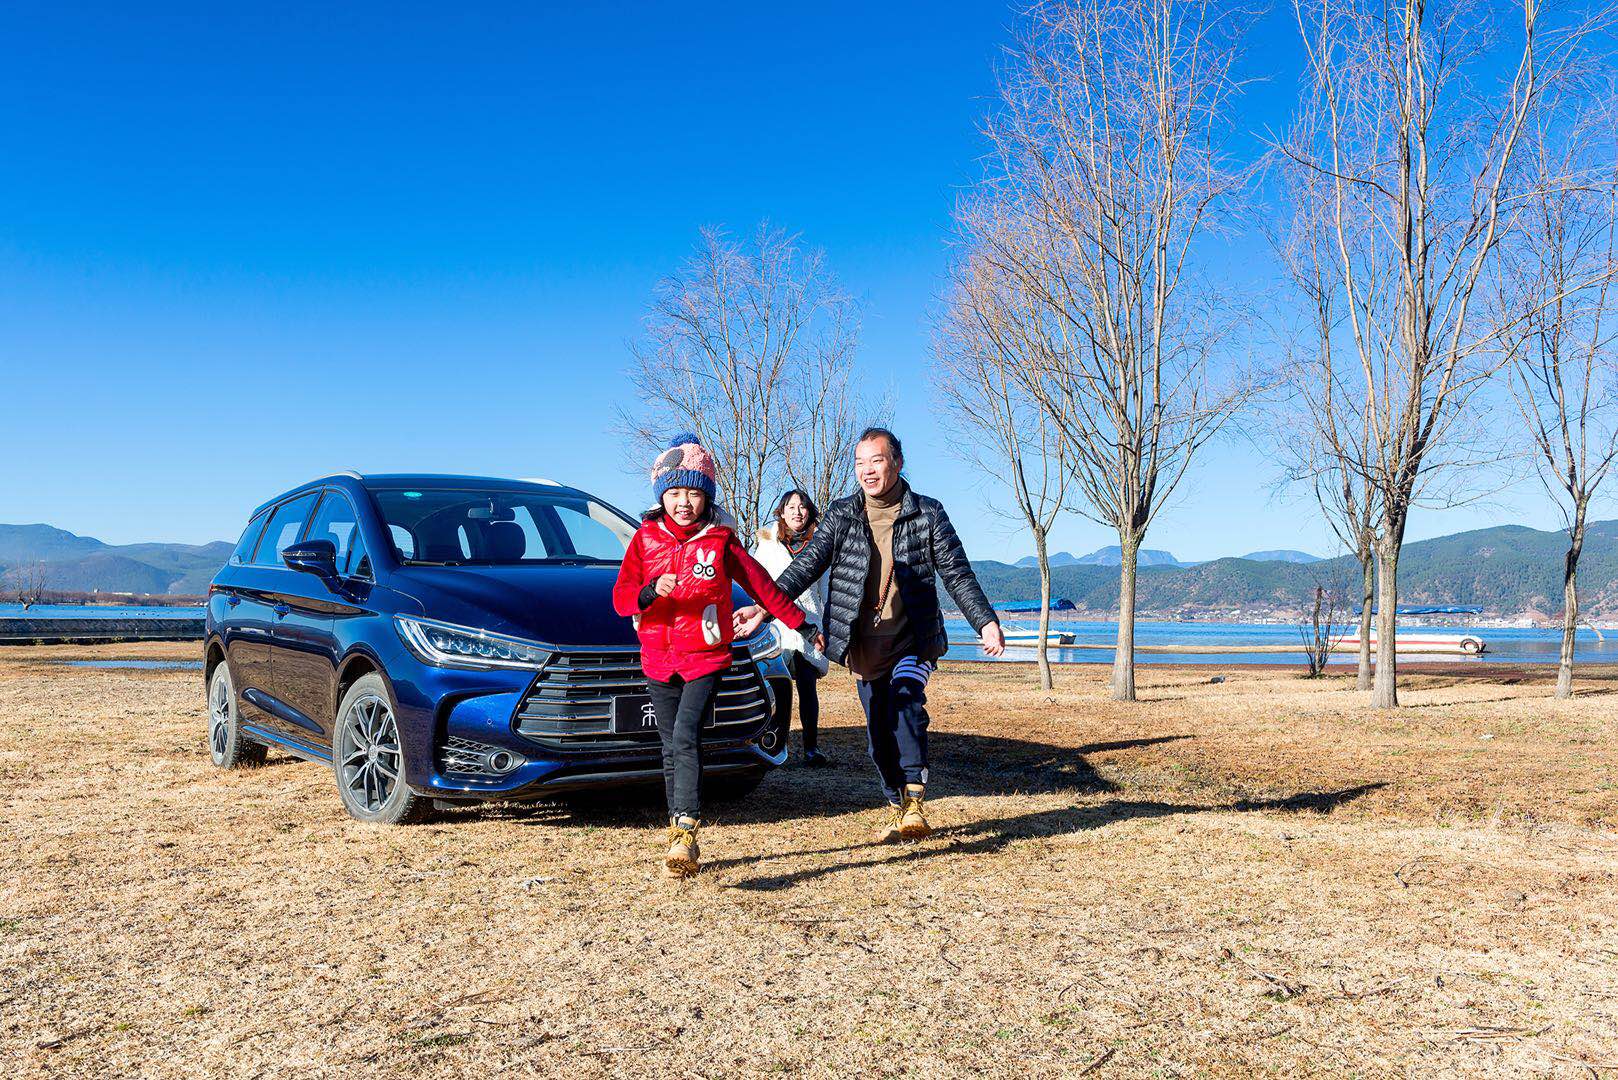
742, 622, 783, 662
395, 616, 550, 670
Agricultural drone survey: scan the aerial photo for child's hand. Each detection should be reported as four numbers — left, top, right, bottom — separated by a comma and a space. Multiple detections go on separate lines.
733, 605, 766, 638
654, 573, 678, 597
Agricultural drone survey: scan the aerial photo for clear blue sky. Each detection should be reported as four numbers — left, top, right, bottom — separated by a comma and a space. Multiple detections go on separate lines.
0, 1, 1585, 563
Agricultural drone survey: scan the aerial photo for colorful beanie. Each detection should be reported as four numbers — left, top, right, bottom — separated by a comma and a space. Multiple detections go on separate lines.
651, 432, 718, 503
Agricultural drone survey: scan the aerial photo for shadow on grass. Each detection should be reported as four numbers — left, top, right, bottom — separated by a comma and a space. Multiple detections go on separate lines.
720, 782, 1387, 891
485, 727, 1190, 828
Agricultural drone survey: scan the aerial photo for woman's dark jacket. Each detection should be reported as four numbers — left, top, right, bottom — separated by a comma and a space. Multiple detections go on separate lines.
772, 484, 996, 666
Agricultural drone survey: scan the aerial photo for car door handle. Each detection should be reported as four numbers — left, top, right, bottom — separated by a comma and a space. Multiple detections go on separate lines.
273, 603, 291, 618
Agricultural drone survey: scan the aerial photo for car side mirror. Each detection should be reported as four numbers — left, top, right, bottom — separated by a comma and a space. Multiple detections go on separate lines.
283, 539, 338, 580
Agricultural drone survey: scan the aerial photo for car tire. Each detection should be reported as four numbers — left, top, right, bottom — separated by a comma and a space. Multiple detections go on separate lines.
706, 769, 766, 802
332, 674, 432, 825
207, 662, 267, 769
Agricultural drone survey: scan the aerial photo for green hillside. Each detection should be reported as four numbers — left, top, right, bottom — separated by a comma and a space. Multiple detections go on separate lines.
969, 520, 1618, 617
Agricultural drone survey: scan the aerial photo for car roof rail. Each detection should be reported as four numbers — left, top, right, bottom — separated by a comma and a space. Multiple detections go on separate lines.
519, 477, 564, 486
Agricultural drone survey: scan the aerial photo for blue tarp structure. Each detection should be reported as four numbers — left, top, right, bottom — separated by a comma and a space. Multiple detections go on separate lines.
1000, 598, 1077, 613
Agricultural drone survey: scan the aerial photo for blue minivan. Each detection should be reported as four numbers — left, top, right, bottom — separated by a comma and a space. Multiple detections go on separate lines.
204, 473, 790, 823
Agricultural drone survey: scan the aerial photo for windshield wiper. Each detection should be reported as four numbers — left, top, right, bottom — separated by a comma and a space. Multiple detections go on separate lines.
539, 555, 616, 565
402, 559, 465, 566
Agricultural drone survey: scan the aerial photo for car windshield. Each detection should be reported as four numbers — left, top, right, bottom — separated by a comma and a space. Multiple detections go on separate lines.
368, 486, 636, 566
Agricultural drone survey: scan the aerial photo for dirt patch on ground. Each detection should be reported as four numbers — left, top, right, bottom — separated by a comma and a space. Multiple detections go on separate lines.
2, 645, 1616, 1077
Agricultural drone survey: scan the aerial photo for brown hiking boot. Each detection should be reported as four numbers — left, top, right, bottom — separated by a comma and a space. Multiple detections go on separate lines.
899, 785, 931, 839
874, 802, 905, 844
662, 816, 700, 878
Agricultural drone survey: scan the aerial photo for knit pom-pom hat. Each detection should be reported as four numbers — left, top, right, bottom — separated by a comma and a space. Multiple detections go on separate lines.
651, 432, 718, 504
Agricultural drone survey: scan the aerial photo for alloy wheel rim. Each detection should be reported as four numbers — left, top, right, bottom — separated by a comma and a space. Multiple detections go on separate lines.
340, 694, 402, 814
209, 673, 231, 760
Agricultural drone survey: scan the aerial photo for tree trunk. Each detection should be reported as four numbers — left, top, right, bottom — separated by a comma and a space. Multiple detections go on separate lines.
1035, 529, 1054, 691
1111, 534, 1139, 702
1357, 554, 1374, 691
1557, 508, 1586, 700
1371, 539, 1399, 709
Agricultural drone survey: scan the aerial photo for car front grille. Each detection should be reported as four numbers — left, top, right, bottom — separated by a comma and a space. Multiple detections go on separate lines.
514, 646, 771, 750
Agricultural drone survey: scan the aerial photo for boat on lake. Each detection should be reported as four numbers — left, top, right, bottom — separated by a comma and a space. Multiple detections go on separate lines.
1332, 606, 1488, 655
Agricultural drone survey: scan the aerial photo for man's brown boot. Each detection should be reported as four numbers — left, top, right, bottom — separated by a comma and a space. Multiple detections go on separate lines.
899, 784, 931, 839
874, 802, 905, 844
662, 816, 700, 878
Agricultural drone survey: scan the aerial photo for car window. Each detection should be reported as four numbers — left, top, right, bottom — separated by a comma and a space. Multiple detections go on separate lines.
511, 506, 552, 559
389, 524, 416, 560
251, 492, 320, 566
229, 513, 269, 566
348, 526, 371, 580
546, 503, 629, 560
307, 491, 360, 574
367, 486, 634, 565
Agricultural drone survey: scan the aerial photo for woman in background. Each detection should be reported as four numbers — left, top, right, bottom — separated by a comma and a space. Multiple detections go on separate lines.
753, 490, 832, 767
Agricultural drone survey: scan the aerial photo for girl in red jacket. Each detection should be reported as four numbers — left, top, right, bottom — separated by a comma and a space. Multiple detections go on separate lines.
613, 433, 816, 879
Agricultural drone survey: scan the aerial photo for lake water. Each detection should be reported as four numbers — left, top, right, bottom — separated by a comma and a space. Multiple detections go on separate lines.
0, 603, 202, 619
942, 618, 1618, 666
5, 604, 1604, 666
57, 659, 203, 671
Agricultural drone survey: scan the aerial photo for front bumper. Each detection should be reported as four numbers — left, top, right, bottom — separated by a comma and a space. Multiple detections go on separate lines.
388, 644, 789, 800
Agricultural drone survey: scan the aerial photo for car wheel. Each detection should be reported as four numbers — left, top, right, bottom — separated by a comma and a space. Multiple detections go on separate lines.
207, 663, 266, 769
333, 674, 432, 825
706, 769, 766, 802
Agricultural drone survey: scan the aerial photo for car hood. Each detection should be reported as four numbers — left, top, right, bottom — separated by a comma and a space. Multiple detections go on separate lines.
388, 564, 752, 650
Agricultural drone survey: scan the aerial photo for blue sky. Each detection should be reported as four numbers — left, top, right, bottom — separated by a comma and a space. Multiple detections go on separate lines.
0, 1, 1585, 563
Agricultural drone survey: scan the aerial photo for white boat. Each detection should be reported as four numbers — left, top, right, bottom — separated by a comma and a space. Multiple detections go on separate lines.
1002, 630, 1077, 646
1332, 606, 1487, 655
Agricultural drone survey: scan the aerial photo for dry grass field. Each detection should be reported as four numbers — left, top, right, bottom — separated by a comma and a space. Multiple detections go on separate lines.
3, 642, 1616, 1078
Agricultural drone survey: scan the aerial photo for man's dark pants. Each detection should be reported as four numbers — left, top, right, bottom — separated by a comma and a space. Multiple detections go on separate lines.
856, 658, 933, 804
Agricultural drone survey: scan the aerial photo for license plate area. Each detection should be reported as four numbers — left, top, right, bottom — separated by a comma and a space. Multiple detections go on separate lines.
611, 694, 659, 735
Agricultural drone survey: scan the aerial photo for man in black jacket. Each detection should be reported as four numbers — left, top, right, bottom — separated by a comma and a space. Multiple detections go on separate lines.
735, 428, 1004, 841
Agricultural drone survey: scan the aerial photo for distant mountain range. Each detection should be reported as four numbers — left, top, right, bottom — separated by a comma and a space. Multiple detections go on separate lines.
1015, 546, 1181, 568
3, 518, 1609, 617
978, 521, 1618, 618
0, 524, 231, 596
1013, 545, 1321, 569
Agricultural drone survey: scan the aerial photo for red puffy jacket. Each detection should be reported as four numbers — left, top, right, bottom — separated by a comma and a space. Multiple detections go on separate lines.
613, 516, 807, 682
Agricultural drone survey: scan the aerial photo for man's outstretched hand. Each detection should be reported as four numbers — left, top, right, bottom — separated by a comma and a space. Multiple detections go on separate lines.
733, 605, 767, 638
981, 621, 1006, 658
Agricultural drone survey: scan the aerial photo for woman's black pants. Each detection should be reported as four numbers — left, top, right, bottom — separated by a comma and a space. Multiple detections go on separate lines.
647, 671, 719, 820
772, 652, 822, 753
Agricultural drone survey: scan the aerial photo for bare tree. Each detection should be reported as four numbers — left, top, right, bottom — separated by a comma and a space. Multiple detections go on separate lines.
1271, 162, 1383, 690
935, 245, 1072, 688
1496, 117, 1618, 698
623, 223, 864, 536
780, 339, 890, 515
15, 562, 50, 610
1299, 582, 1346, 677
1280, 0, 1604, 707
968, 0, 1254, 701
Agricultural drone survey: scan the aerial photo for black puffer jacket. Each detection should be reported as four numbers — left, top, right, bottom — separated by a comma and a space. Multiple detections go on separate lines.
774, 484, 996, 666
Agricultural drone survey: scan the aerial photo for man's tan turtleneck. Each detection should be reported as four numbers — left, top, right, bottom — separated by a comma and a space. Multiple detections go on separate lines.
848, 479, 913, 680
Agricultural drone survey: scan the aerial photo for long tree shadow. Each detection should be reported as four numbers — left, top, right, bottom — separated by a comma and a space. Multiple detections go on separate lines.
720, 783, 1387, 891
